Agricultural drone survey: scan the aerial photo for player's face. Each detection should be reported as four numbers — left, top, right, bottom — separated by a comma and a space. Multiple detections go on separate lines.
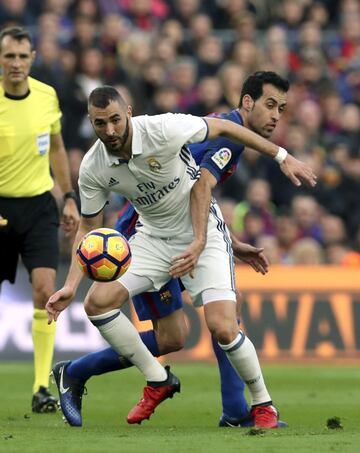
89, 100, 132, 155
0, 36, 34, 86
246, 84, 287, 138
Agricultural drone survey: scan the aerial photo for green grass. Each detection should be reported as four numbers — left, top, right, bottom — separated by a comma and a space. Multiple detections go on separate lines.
0, 362, 359, 453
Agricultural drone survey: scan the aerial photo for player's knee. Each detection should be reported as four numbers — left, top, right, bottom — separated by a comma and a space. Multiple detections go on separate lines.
84, 284, 127, 315
32, 282, 54, 308
208, 321, 238, 345
84, 292, 102, 315
157, 325, 188, 353
158, 334, 186, 354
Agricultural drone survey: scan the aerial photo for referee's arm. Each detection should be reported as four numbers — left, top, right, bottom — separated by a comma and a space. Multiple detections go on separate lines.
49, 132, 80, 234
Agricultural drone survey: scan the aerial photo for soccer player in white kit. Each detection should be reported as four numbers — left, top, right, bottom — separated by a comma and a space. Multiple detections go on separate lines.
47, 86, 316, 427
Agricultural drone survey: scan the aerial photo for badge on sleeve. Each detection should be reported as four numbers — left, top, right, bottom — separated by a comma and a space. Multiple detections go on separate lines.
211, 148, 232, 169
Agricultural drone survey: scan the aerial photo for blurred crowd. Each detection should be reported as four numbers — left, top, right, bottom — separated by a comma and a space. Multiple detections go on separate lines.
1, 0, 360, 265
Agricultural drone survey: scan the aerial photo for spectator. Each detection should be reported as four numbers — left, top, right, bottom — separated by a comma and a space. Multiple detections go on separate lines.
188, 13, 213, 52
291, 194, 323, 242
188, 76, 224, 116
0, 0, 35, 27
196, 35, 224, 78
256, 235, 281, 264
169, 56, 199, 111
149, 84, 180, 114
275, 212, 299, 263
325, 242, 360, 266
67, 14, 98, 57
233, 179, 276, 235
170, 0, 202, 27
231, 39, 261, 75
290, 238, 325, 264
217, 61, 245, 108
321, 214, 347, 246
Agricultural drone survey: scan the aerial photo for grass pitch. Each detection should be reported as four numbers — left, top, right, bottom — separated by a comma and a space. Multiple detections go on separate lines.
0, 362, 359, 453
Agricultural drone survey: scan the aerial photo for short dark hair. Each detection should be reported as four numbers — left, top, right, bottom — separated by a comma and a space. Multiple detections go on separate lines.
88, 86, 127, 110
0, 26, 32, 51
239, 71, 289, 107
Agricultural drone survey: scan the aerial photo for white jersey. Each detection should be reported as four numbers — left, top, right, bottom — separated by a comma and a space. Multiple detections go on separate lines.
79, 113, 208, 237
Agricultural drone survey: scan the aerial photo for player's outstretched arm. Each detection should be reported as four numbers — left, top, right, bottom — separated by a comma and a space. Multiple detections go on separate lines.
46, 214, 103, 323
169, 168, 217, 278
204, 117, 317, 187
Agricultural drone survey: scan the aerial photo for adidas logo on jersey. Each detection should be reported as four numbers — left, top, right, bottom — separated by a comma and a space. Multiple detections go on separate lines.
108, 177, 119, 187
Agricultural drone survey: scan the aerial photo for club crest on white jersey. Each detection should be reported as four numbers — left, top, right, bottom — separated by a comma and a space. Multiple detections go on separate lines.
147, 157, 162, 173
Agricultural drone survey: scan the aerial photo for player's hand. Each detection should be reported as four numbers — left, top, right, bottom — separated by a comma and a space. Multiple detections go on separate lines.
169, 239, 205, 278
280, 154, 317, 187
62, 199, 80, 237
46, 286, 75, 324
232, 242, 269, 275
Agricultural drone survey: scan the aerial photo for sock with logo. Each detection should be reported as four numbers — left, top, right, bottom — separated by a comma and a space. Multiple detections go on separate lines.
219, 331, 271, 406
211, 335, 250, 421
32, 308, 56, 393
66, 330, 160, 381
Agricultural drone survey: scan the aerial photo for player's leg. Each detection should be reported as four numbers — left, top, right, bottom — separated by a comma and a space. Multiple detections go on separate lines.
64, 279, 185, 381
53, 281, 185, 426
30, 267, 58, 413
181, 204, 278, 428
53, 273, 180, 426
63, 311, 187, 381
134, 279, 188, 354
211, 318, 251, 426
21, 193, 60, 413
214, 289, 251, 427
84, 276, 168, 383
203, 292, 278, 428
86, 275, 180, 425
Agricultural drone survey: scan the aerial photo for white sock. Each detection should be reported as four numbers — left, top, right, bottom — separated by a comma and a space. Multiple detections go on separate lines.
219, 332, 271, 406
88, 309, 167, 382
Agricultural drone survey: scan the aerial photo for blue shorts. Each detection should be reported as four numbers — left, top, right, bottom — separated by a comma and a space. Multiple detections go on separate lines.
132, 278, 184, 321
116, 202, 184, 321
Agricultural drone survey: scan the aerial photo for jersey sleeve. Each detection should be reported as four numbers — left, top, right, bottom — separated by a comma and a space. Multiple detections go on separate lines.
50, 90, 62, 135
161, 113, 208, 152
78, 168, 109, 217
198, 137, 244, 183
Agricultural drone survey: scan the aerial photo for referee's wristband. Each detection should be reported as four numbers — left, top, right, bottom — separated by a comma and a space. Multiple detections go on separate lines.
274, 147, 288, 164
63, 190, 77, 202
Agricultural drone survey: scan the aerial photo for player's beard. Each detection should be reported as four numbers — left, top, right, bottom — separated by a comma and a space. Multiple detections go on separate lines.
249, 119, 272, 139
103, 116, 130, 155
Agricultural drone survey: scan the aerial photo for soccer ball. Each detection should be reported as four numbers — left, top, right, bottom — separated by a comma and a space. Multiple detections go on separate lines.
76, 228, 131, 282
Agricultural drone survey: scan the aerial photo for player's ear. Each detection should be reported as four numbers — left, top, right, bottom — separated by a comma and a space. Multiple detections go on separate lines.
243, 94, 254, 112
127, 105, 133, 117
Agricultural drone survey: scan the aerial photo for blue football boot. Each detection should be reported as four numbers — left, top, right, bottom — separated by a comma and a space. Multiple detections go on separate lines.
51, 361, 86, 427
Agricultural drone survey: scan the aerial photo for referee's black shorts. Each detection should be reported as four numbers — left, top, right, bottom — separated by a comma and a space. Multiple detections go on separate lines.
0, 191, 60, 284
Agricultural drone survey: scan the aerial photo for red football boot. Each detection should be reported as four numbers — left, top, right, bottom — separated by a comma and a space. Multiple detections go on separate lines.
251, 404, 279, 428
127, 366, 180, 424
